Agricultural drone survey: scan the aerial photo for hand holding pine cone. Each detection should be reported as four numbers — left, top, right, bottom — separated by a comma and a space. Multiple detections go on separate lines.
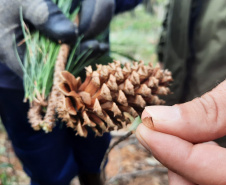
57, 60, 173, 137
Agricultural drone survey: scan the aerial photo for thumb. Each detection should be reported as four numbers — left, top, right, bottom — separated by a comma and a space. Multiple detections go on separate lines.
22, 0, 78, 43
141, 80, 226, 143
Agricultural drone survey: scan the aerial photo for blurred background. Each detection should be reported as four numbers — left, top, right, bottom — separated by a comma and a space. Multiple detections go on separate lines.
0, 1, 168, 184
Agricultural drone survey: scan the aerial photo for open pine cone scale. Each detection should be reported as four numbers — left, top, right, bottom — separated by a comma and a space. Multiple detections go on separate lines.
58, 61, 173, 137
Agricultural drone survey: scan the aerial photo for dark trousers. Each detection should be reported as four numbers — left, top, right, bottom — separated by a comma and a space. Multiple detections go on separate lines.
0, 88, 111, 185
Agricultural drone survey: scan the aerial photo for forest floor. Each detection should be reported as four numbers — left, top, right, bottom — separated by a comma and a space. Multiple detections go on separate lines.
0, 129, 29, 185
0, 129, 168, 185
105, 131, 168, 185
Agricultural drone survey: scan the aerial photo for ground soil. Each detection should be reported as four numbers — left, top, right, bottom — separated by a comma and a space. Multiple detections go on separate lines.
0, 130, 168, 185
105, 131, 168, 185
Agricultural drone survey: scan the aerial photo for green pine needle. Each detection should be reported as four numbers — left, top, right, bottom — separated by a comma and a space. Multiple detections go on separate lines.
20, 0, 113, 103
20, 0, 78, 103
129, 116, 142, 131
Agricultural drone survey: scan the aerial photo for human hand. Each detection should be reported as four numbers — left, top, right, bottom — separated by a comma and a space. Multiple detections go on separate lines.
80, 40, 109, 57
76, 0, 114, 40
0, 0, 114, 78
136, 80, 226, 185
76, 0, 114, 59
0, 0, 78, 77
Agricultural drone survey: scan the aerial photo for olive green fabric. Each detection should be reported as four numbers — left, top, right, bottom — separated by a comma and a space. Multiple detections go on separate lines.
160, 0, 226, 105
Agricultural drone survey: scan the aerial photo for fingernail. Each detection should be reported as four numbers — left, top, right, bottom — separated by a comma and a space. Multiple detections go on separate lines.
142, 117, 154, 130
144, 106, 181, 124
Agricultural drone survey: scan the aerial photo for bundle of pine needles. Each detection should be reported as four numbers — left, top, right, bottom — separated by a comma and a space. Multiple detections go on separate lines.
18, 0, 111, 132
20, 0, 78, 104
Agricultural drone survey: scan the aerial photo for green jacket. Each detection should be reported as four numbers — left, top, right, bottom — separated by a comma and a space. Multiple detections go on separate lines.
159, 0, 226, 105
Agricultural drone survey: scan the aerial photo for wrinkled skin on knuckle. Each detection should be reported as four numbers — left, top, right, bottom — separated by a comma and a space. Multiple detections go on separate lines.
199, 86, 226, 137
179, 83, 226, 141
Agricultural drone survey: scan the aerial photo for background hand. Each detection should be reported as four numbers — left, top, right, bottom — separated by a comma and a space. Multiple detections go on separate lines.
136, 80, 226, 185
77, 0, 114, 40
0, 0, 115, 78
76, 0, 114, 61
0, 0, 78, 77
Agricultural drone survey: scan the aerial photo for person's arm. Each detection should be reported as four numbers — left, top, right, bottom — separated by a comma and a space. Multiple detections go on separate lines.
136, 80, 226, 185
114, 0, 143, 14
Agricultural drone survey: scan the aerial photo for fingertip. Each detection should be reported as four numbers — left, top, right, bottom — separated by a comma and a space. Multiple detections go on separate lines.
136, 124, 151, 151
136, 123, 149, 141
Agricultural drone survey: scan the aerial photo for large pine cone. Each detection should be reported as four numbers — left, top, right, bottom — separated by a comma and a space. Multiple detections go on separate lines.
58, 61, 172, 137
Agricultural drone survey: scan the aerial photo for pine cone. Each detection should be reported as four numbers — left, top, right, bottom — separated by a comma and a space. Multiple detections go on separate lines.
58, 61, 173, 137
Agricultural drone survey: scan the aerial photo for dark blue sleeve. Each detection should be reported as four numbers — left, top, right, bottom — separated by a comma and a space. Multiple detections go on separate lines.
115, 0, 143, 14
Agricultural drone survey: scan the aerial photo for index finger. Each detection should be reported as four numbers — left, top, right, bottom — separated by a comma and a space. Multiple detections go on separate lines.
136, 124, 226, 185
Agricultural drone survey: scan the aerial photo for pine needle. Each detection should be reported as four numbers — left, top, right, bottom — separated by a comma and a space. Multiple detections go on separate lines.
20, 0, 79, 103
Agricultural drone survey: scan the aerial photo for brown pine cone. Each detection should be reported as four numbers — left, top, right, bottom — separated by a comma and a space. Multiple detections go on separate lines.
58, 61, 173, 137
